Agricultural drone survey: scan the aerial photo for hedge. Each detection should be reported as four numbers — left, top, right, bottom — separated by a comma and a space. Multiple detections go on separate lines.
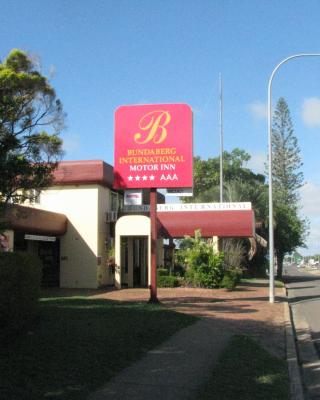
0, 252, 42, 337
157, 275, 180, 288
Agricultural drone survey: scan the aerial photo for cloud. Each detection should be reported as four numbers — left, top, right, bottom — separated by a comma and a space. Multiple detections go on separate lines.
298, 181, 320, 255
246, 152, 266, 174
298, 222, 320, 256
301, 97, 320, 127
48, 65, 57, 79
248, 101, 267, 120
300, 181, 320, 217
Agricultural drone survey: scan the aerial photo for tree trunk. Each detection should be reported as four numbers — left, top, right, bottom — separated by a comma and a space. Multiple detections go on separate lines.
276, 253, 284, 280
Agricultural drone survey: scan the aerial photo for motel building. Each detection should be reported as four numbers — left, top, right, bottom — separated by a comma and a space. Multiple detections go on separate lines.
1, 160, 261, 290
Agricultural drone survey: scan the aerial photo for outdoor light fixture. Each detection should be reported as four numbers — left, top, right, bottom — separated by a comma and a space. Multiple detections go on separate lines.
268, 53, 320, 303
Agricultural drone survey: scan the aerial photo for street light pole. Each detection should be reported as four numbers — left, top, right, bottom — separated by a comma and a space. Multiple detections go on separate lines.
268, 53, 320, 303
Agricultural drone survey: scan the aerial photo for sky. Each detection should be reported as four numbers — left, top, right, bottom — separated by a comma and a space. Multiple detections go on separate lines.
1, 0, 320, 255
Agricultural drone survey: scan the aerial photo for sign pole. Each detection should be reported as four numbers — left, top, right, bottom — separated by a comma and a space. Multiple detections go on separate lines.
149, 188, 158, 303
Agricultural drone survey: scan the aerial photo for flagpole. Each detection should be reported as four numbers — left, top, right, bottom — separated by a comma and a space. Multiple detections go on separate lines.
219, 73, 224, 203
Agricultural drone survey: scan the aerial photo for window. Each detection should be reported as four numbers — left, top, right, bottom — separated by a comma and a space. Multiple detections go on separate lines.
118, 193, 124, 212
110, 191, 124, 212
110, 192, 118, 212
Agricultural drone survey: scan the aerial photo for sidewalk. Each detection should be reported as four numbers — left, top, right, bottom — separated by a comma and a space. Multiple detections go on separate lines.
285, 270, 320, 400
88, 281, 289, 400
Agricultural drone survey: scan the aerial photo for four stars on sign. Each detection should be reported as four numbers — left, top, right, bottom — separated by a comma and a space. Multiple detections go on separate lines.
128, 175, 155, 182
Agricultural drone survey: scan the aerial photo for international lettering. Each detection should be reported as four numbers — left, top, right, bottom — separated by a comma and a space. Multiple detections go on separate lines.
119, 155, 185, 164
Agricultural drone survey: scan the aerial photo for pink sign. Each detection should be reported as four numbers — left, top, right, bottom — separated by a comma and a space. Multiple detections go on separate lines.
114, 104, 193, 189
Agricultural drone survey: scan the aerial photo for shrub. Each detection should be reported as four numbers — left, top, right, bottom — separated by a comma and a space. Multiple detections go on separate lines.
220, 274, 237, 290
157, 268, 180, 287
0, 252, 42, 337
157, 275, 180, 288
184, 231, 225, 288
232, 267, 243, 283
220, 267, 243, 290
157, 268, 169, 276
173, 263, 185, 277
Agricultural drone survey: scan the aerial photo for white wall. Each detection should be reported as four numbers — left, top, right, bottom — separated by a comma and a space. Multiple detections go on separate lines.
38, 185, 102, 288
97, 186, 113, 286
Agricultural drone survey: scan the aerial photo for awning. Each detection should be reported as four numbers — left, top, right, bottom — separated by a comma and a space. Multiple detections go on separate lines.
157, 209, 255, 238
1, 204, 67, 236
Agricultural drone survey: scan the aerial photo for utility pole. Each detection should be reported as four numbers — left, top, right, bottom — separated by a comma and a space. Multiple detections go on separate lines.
219, 73, 224, 203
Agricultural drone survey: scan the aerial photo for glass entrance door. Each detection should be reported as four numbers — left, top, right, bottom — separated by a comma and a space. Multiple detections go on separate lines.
120, 236, 148, 288
133, 237, 148, 287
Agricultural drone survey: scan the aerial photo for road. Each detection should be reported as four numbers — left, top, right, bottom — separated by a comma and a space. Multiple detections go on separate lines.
285, 265, 320, 399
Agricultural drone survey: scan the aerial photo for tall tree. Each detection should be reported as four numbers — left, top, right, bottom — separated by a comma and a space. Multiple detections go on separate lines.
0, 49, 64, 207
271, 98, 308, 278
272, 97, 303, 204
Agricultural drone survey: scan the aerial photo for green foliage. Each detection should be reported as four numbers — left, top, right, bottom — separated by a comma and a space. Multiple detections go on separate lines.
274, 202, 309, 277
174, 236, 194, 274
157, 268, 180, 287
272, 97, 303, 204
0, 49, 64, 208
157, 275, 180, 288
220, 267, 243, 290
184, 231, 225, 288
0, 252, 42, 337
157, 267, 169, 276
223, 179, 268, 223
220, 274, 237, 290
176, 234, 245, 288
173, 263, 186, 277
183, 149, 266, 204
271, 98, 308, 278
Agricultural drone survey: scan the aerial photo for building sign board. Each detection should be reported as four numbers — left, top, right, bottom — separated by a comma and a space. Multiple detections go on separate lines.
25, 234, 56, 242
114, 104, 193, 189
123, 202, 252, 213
166, 188, 193, 197
124, 190, 142, 205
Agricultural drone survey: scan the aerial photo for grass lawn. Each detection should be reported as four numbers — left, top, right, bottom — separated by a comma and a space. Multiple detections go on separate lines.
197, 335, 290, 400
0, 296, 196, 400
241, 278, 285, 288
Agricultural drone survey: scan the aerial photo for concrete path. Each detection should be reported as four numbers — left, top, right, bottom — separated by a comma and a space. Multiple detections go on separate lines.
88, 318, 231, 400
87, 281, 289, 400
